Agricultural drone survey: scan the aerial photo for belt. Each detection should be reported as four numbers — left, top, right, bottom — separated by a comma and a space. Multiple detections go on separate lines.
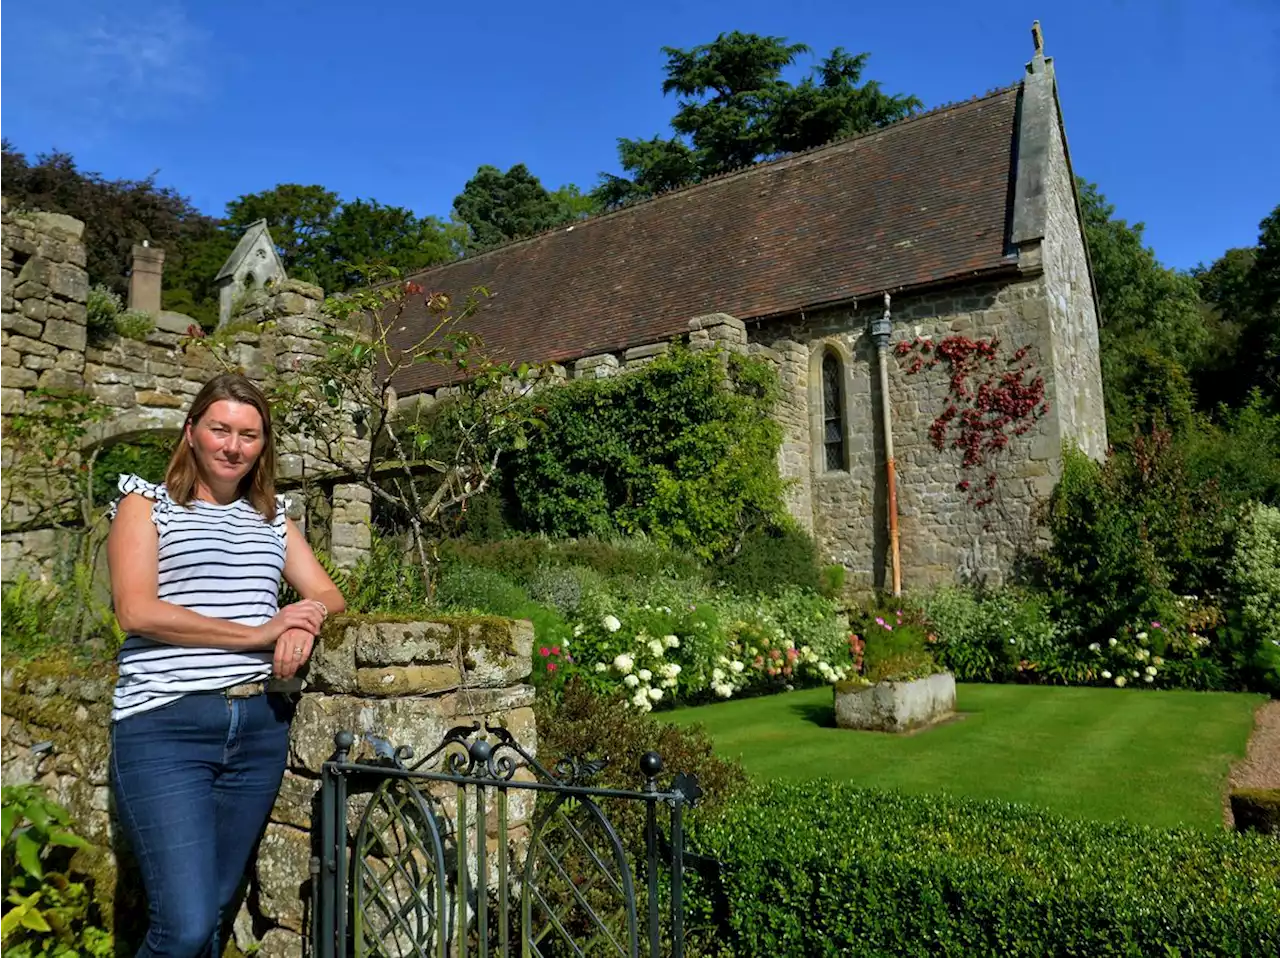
222, 681, 268, 699
220, 677, 306, 700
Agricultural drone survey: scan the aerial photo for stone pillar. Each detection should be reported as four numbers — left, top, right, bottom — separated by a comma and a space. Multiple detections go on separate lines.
687, 313, 747, 354
572, 353, 620, 379
329, 483, 372, 570
128, 244, 164, 314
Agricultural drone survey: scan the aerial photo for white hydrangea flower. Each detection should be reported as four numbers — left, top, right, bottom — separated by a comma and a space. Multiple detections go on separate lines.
661, 663, 681, 679
664, 635, 680, 649
573, 624, 585, 637
638, 668, 653, 682
1145, 665, 1157, 676
624, 674, 640, 688
1115, 676, 1127, 687
603, 615, 621, 633
632, 689, 651, 710
1088, 643, 1101, 652
648, 687, 664, 702
648, 639, 665, 657
729, 660, 744, 674
1153, 656, 1163, 666
1109, 638, 1118, 647
661, 678, 677, 689
1143, 674, 1154, 683
613, 653, 634, 674
712, 683, 733, 698
1136, 631, 1148, 641
1102, 670, 1112, 679
1131, 670, 1140, 678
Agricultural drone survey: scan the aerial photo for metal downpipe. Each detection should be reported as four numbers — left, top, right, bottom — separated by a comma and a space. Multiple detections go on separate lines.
872, 293, 902, 597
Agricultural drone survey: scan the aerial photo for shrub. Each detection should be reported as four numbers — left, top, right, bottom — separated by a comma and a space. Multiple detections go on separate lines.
85, 285, 121, 341
716, 523, 822, 596
686, 781, 1280, 957
1229, 502, 1280, 693
535, 680, 748, 857
1038, 436, 1230, 651
433, 564, 529, 617
504, 345, 789, 559
921, 586, 1060, 683
112, 308, 154, 341
440, 536, 704, 585
854, 612, 938, 683
524, 565, 605, 617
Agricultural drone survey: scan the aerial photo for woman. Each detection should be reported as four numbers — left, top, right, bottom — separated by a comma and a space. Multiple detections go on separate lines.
106, 372, 345, 958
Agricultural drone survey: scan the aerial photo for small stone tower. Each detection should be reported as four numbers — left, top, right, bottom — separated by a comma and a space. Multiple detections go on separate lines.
215, 219, 287, 327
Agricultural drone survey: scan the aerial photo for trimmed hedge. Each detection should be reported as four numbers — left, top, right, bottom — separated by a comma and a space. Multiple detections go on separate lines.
684, 781, 1280, 957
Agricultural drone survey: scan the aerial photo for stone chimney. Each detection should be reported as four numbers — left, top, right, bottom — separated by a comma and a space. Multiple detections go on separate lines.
129, 242, 165, 314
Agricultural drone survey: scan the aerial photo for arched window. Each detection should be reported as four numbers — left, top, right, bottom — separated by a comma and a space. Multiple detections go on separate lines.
822, 352, 846, 471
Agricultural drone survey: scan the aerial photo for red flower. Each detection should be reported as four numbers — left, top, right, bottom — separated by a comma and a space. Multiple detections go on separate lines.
550, 646, 560, 656
539, 647, 550, 657
547, 663, 557, 672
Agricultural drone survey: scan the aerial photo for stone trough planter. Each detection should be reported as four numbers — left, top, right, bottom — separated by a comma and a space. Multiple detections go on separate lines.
834, 672, 956, 733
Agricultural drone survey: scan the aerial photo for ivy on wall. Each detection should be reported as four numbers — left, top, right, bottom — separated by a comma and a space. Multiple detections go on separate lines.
503, 345, 789, 560
895, 335, 1049, 509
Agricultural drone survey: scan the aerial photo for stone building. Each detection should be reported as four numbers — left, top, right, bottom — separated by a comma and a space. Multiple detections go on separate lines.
388, 41, 1106, 591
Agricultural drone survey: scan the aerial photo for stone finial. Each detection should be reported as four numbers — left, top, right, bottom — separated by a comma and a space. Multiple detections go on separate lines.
215, 219, 287, 328
129, 242, 165, 314
1032, 20, 1044, 56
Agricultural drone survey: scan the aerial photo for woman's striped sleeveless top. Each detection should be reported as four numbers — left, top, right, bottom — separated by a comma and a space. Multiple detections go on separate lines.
108, 474, 289, 722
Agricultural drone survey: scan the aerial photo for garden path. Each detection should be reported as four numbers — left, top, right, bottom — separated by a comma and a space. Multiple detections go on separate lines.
1225, 699, 1280, 827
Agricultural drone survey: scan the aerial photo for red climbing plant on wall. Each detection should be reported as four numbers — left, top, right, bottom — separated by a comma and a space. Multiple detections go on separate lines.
894, 335, 1049, 509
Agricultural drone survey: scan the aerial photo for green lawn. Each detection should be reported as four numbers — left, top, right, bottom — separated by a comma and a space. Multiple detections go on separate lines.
663, 684, 1265, 830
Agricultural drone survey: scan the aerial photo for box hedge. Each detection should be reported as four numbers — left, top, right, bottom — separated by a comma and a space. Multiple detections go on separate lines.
683, 781, 1280, 956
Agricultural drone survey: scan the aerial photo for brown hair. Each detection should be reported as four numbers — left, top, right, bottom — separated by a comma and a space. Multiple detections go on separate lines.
165, 373, 278, 521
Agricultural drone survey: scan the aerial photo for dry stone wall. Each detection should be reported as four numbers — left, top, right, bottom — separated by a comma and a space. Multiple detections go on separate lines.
0, 202, 372, 581
0, 614, 536, 957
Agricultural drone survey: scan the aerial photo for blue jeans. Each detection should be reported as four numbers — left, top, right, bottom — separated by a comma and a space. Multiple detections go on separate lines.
111, 692, 294, 958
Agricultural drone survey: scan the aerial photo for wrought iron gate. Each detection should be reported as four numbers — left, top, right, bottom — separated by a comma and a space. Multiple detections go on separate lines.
312, 723, 708, 958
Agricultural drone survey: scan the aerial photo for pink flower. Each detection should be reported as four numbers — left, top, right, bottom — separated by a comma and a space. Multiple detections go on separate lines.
551, 646, 560, 656
875, 617, 885, 627
885, 624, 893, 631
769, 649, 781, 660
547, 663, 557, 672
539, 647, 550, 657
1151, 622, 1162, 629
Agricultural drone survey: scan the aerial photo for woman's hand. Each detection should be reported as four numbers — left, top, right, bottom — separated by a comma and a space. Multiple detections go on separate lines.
273, 627, 316, 679
253, 600, 327, 647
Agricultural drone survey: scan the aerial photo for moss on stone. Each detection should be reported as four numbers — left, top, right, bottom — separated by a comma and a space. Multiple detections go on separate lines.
321, 612, 518, 658
833, 679, 872, 694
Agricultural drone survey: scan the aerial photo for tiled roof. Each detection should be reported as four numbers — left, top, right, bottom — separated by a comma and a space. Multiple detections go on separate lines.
392, 85, 1023, 395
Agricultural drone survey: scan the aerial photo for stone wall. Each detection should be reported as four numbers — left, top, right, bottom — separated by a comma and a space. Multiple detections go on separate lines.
756, 276, 1065, 592
0, 202, 371, 582
0, 613, 536, 957
1041, 74, 1108, 460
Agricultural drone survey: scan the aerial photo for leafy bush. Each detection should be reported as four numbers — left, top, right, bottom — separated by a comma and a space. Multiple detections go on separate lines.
1, 785, 113, 956
686, 782, 1280, 957
90, 435, 172, 508
1, 571, 123, 661
524, 565, 605, 617
852, 610, 938, 683
84, 284, 153, 342
504, 345, 789, 559
1038, 436, 1230, 651
921, 586, 1060, 682
535, 681, 748, 856
84, 285, 121, 341
1228, 502, 1280, 692
441, 536, 704, 584
433, 564, 529, 617
716, 523, 822, 595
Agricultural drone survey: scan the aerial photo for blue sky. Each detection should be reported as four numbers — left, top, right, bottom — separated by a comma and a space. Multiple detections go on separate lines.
3, 0, 1277, 271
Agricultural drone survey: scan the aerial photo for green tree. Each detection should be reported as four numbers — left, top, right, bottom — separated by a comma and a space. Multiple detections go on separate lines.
1077, 179, 1208, 435
452, 164, 594, 252
1, 142, 217, 303
595, 32, 920, 208
223, 183, 340, 282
